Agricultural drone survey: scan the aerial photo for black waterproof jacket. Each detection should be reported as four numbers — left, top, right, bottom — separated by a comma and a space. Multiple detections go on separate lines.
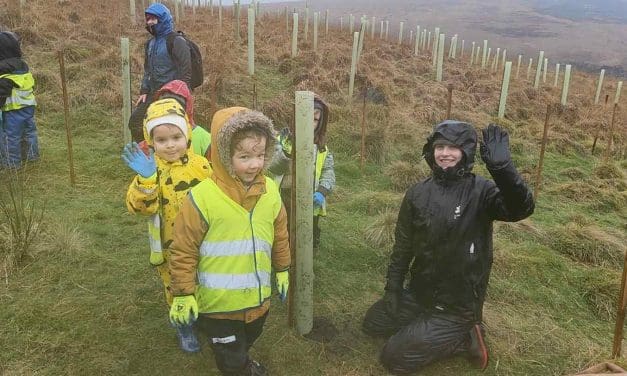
0, 31, 29, 107
385, 121, 534, 321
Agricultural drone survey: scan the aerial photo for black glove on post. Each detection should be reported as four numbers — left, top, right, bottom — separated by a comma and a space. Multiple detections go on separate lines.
480, 124, 512, 170
383, 291, 400, 320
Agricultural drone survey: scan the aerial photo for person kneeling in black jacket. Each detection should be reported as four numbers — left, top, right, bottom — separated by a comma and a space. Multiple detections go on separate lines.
362, 121, 535, 374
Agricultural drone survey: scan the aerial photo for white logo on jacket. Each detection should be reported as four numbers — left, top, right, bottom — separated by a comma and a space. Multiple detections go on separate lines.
453, 205, 462, 219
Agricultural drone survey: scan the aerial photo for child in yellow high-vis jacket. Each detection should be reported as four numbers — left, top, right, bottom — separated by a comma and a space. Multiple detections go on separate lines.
168, 107, 291, 375
122, 98, 211, 353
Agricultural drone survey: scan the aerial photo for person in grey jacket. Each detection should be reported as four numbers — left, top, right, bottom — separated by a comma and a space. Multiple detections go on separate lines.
269, 94, 336, 249
128, 3, 191, 142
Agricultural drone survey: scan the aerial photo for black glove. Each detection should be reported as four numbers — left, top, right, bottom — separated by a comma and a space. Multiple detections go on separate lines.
383, 291, 400, 320
480, 124, 511, 169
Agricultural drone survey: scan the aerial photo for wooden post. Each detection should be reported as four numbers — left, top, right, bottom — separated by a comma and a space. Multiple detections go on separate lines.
432, 27, 440, 69
174, 0, 180, 24
348, 32, 359, 100
613, 250, 627, 358
218, 0, 222, 32
592, 94, 610, 155
554, 63, 560, 88
516, 54, 522, 78
615, 81, 623, 104
325, 9, 329, 36
481, 39, 488, 68
498, 61, 512, 119
436, 33, 445, 82
121, 38, 132, 144
293, 91, 315, 336
313, 12, 318, 52
542, 57, 548, 83
533, 104, 552, 199
234, 0, 241, 41
534, 51, 544, 89
595, 69, 606, 104
247, 7, 255, 76
291, 13, 298, 57
360, 89, 367, 171
445, 84, 453, 119
371, 17, 376, 39
414, 25, 420, 55
129, 0, 136, 23
561, 64, 572, 106
604, 103, 619, 163
304, 7, 309, 41
58, 51, 76, 187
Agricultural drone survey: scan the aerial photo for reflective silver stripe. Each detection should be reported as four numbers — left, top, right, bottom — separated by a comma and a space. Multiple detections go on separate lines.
149, 237, 162, 252
199, 238, 271, 258
5, 90, 36, 106
198, 271, 271, 290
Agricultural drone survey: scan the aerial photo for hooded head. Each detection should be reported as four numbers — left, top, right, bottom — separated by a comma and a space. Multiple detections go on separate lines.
0, 31, 22, 61
422, 120, 477, 176
313, 94, 330, 151
210, 107, 276, 188
154, 80, 195, 127
144, 3, 174, 37
143, 98, 194, 163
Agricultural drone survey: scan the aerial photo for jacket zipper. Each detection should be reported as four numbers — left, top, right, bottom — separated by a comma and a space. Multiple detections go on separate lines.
249, 208, 263, 305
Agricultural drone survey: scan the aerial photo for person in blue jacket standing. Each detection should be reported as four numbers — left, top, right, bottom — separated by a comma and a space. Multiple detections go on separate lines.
128, 3, 192, 143
0, 31, 39, 168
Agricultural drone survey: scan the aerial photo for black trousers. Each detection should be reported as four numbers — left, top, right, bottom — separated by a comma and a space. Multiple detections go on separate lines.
197, 313, 268, 376
362, 291, 475, 374
128, 95, 154, 142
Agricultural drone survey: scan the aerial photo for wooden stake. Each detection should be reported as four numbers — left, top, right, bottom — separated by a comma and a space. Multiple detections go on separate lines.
561, 64, 572, 106
121, 38, 132, 143
591, 94, 610, 155
612, 249, 627, 358
291, 13, 298, 57
348, 31, 359, 100
58, 51, 76, 188
360, 89, 367, 171
436, 33, 445, 82
533, 104, 552, 199
247, 7, 255, 76
294, 91, 315, 336
603, 103, 619, 163
445, 83, 453, 119
534, 51, 544, 89
498, 61, 512, 119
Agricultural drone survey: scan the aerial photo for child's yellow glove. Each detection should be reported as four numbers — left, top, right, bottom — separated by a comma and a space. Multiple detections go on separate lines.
276, 270, 289, 303
169, 295, 199, 326
149, 251, 164, 266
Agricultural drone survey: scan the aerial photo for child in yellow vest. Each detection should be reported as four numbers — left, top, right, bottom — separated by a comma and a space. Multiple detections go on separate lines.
168, 107, 291, 375
122, 98, 211, 352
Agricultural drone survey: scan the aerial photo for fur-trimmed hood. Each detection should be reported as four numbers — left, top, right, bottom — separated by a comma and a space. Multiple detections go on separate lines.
210, 107, 276, 191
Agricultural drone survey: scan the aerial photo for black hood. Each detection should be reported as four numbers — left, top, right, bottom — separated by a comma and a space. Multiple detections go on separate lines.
0, 32, 22, 61
422, 120, 477, 173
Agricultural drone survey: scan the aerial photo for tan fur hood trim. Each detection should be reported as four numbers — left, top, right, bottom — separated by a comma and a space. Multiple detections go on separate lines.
216, 109, 277, 176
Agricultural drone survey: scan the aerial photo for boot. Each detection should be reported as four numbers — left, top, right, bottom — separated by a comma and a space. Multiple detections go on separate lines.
242, 359, 268, 376
467, 324, 489, 370
175, 323, 201, 353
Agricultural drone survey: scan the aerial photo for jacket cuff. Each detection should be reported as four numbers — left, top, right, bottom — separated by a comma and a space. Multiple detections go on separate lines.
316, 186, 330, 196
138, 173, 157, 185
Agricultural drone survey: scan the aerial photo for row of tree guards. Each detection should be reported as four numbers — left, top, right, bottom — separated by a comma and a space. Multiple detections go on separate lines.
111, 0, 627, 339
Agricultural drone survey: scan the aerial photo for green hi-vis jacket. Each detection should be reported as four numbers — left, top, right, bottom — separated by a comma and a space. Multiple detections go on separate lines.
190, 176, 282, 314
0, 72, 36, 111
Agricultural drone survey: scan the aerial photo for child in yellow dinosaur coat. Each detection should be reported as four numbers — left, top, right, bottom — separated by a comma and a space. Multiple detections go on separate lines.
122, 98, 211, 352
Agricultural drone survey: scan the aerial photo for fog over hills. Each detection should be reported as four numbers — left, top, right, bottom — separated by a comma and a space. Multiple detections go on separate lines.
275, 0, 627, 77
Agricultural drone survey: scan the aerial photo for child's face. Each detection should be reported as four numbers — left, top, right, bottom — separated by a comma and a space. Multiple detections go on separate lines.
434, 144, 462, 169
231, 135, 267, 185
313, 108, 322, 130
151, 124, 187, 162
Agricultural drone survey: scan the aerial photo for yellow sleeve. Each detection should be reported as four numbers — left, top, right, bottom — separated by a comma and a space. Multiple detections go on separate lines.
125, 174, 160, 215
272, 204, 291, 271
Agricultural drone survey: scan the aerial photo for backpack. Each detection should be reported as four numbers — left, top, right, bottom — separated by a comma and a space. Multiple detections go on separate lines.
145, 31, 204, 89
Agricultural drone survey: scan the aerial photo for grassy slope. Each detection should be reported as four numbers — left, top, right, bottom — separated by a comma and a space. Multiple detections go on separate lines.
1, 1, 626, 375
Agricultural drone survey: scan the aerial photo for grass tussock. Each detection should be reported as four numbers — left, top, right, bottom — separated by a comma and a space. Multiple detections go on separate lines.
384, 160, 430, 191
363, 207, 397, 253
546, 222, 626, 267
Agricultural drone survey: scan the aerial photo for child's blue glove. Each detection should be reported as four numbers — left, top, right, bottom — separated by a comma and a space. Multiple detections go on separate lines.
313, 192, 325, 207
122, 142, 157, 178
